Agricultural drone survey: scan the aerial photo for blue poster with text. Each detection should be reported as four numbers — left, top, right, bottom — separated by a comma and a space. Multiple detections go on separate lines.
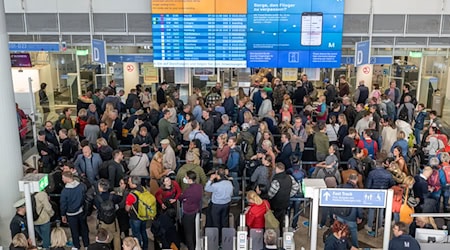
247, 0, 344, 68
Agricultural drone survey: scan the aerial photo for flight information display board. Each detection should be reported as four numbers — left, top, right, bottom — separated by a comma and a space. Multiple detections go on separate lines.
151, 0, 344, 68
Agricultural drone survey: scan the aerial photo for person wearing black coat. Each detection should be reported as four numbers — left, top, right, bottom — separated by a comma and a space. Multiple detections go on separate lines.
157, 82, 168, 105
125, 89, 141, 112
413, 167, 433, 212
275, 133, 293, 170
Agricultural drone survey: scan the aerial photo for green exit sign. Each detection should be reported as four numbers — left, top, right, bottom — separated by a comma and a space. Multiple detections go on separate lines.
39, 175, 48, 191
409, 51, 422, 58
76, 49, 89, 56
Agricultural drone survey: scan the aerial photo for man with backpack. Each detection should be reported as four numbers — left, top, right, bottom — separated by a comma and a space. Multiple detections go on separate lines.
100, 150, 125, 189
125, 176, 156, 250
365, 154, 395, 237
287, 156, 306, 230
357, 129, 378, 160
397, 96, 415, 123
60, 171, 90, 250
95, 179, 122, 250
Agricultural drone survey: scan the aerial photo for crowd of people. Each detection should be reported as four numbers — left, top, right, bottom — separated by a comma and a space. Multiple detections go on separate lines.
10, 71, 450, 250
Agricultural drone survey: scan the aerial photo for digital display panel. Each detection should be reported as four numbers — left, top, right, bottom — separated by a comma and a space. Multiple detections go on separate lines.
151, 0, 344, 68
10, 53, 32, 67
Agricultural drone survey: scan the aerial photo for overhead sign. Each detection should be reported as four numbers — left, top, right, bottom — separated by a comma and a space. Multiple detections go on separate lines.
342, 55, 393, 65
9, 42, 60, 52
151, 0, 345, 68
320, 188, 387, 208
91, 39, 107, 65
355, 40, 371, 67
107, 54, 154, 63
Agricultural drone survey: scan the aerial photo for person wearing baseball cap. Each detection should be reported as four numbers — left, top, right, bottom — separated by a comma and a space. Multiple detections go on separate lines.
10, 198, 28, 239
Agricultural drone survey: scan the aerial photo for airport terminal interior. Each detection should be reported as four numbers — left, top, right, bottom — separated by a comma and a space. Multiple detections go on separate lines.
2, 0, 450, 249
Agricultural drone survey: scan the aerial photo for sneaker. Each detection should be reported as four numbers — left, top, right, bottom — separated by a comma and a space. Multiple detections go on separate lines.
367, 230, 376, 237
293, 226, 299, 232
364, 225, 372, 231
318, 224, 327, 230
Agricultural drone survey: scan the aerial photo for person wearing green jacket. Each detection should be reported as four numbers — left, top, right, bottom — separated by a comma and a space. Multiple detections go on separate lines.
176, 153, 207, 191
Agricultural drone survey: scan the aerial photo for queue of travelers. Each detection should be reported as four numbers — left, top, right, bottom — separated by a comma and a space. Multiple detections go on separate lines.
12, 69, 450, 250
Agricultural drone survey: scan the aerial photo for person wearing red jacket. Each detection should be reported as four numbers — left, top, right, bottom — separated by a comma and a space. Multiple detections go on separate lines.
245, 191, 270, 229
155, 176, 182, 212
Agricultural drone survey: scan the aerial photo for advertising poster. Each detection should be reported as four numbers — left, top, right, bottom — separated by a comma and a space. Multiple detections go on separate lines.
143, 63, 159, 83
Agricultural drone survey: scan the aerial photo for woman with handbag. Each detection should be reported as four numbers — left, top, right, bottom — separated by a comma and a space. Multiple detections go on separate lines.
245, 191, 270, 229
397, 176, 418, 225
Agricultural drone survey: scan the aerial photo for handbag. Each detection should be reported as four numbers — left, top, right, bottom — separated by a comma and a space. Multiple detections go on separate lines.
399, 187, 414, 225
264, 202, 279, 229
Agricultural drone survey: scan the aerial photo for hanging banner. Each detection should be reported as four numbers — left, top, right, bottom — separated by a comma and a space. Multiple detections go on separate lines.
143, 63, 159, 83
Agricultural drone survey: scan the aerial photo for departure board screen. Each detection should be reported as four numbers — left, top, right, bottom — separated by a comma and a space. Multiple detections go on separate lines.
151, 0, 344, 68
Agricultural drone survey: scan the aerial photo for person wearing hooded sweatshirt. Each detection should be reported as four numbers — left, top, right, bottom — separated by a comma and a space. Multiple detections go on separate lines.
60, 171, 89, 250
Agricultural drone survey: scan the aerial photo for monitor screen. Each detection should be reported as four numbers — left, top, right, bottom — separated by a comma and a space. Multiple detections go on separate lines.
10, 53, 32, 67
415, 228, 448, 243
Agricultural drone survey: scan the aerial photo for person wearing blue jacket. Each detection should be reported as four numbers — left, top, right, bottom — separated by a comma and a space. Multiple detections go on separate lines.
390, 131, 409, 161
439, 153, 450, 212
227, 137, 241, 196
414, 103, 427, 145
222, 90, 236, 122
388, 221, 420, 250
365, 155, 395, 237
60, 171, 89, 250
74, 145, 103, 185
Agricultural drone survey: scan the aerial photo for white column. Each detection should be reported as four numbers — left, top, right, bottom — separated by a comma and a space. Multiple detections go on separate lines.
0, 0, 25, 246
123, 62, 139, 95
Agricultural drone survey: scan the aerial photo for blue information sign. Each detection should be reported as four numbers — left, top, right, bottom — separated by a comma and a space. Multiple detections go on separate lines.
320, 188, 387, 208
355, 40, 371, 67
342, 55, 393, 65
9, 42, 60, 52
151, 0, 345, 68
91, 39, 107, 65
107, 55, 153, 63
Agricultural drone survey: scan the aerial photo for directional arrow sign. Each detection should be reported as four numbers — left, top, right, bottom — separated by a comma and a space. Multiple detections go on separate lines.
323, 191, 331, 201
320, 188, 387, 208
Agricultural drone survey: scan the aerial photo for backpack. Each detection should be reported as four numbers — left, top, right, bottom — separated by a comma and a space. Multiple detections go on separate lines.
398, 105, 409, 122
427, 169, 441, 192
333, 206, 352, 218
386, 101, 395, 118
236, 147, 246, 175
132, 189, 157, 221
96, 194, 116, 224
323, 168, 338, 188
391, 185, 404, 213
99, 161, 110, 180
408, 133, 415, 148
31, 193, 44, 221
362, 138, 376, 159
288, 165, 306, 184
443, 166, 450, 184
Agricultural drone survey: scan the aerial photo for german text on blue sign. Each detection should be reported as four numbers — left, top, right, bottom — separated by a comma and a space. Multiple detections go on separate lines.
342, 56, 393, 65
107, 55, 153, 63
355, 40, 371, 67
92, 39, 107, 65
9, 42, 60, 52
320, 188, 387, 208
